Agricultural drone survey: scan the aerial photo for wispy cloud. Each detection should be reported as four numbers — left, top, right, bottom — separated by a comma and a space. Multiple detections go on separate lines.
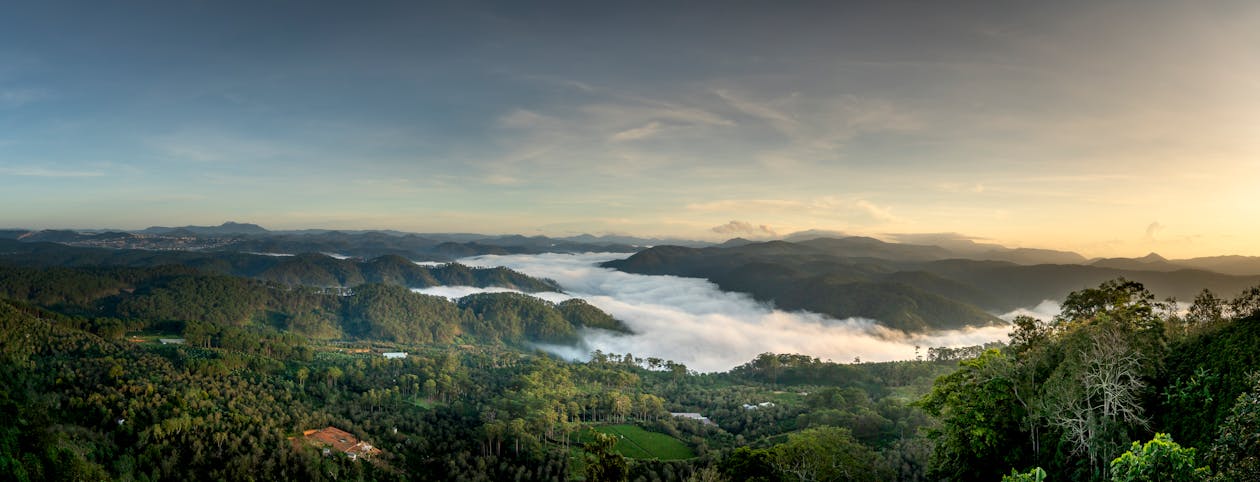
687, 196, 904, 227
855, 199, 899, 223
483, 174, 522, 185
1144, 221, 1165, 241
610, 121, 664, 142
481, 92, 741, 183
581, 101, 734, 129
884, 232, 991, 245
713, 88, 803, 137
146, 129, 306, 163
938, 182, 987, 194
711, 220, 778, 238
496, 109, 555, 129
0, 165, 104, 177
0, 88, 49, 107
686, 198, 811, 212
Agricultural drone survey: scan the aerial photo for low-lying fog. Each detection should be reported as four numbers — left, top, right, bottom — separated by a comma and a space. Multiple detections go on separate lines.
416, 252, 1041, 372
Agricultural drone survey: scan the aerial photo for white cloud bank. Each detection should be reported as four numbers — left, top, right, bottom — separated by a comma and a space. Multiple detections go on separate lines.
452, 252, 1016, 372
412, 285, 569, 303
998, 300, 1063, 322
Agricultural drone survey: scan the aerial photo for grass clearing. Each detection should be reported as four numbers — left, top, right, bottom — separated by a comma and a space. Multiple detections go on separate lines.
583, 424, 695, 460
767, 390, 805, 404
409, 397, 438, 409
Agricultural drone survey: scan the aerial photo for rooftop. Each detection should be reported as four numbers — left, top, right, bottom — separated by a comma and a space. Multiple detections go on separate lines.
302, 426, 381, 460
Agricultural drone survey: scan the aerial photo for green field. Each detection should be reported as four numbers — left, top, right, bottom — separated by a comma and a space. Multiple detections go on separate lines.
408, 397, 438, 409
767, 390, 806, 404
584, 424, 695, 460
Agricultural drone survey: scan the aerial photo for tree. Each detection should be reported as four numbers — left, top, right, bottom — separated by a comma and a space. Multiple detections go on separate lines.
1230, 285, 1260, 319
919, 349, 1027, 481
770, 426, 889, 482
1040, 324, 1151, 478
1186, 289, 1225, 327
688, 466, 729, 482
1110, 433, 1209, 482
584, 432, 628, 482
1002, 467, 1047, 482
1210, 375, 1260, 481
1008, 315, 1049, 356
669, 362, 688, 383
325, 366, 343, 389
721, 447, 777, 482
1057, 278, 1160, 332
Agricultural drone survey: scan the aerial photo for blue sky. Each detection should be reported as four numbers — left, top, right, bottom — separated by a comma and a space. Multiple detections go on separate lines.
2, 1, 1258, 257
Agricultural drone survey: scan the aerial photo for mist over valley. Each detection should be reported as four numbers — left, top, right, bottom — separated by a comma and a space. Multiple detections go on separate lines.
421, 252, 1015, 371
6, 1, 1260, 478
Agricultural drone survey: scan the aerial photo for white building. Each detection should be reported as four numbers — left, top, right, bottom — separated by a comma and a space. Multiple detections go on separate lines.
670, 412, 715, 425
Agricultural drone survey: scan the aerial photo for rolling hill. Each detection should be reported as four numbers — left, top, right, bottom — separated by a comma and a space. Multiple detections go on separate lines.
604, 238, 1260, 332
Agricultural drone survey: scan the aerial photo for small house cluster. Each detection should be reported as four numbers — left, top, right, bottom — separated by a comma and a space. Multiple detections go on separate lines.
300, 426, 381, 461
331, 345, 407, 359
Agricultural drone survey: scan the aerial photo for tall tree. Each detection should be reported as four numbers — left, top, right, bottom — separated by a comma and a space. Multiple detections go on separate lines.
584, 432, 628, 482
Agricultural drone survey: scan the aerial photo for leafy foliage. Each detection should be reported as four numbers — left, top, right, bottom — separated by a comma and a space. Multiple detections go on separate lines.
1210, 374, 1260, 481
584, 432, 630, 482
1002, 467, 1047, 482
769, 426, 891, 482
1109, 433, 1209, 482
921, 279, 1260, 481
918, 349, 1027, 481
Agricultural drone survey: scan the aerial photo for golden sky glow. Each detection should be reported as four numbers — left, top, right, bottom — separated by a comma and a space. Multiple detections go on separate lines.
1, 1, 1258, 258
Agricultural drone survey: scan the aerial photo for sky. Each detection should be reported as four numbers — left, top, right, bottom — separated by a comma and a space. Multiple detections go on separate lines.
1, 0, 1258, 258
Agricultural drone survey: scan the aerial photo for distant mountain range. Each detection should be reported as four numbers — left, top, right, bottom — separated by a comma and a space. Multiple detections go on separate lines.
3, 222, 1259, 276
0, 222, 713, 260
1082, 253, 1260, 277
5, 222, 1260, 334
0, 238, 559, 291
141, 221, 270, 236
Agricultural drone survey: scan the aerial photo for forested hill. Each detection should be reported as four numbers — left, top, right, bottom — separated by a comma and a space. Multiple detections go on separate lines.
0, 262, 630, 345
602, 243, 1003, 332
5, 271, 1260, 481
604, 239, 1260, 332
0, 238, 559, 291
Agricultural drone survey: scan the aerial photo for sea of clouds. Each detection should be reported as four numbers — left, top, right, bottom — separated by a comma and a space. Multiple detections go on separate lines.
415, 252, 1039, 372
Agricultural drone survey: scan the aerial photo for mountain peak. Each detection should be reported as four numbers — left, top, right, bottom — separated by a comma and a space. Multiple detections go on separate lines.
1139, 252, 1167, 262
221, 221, 264, 229
140, 221, 269, 236
718, 237, 754, 248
